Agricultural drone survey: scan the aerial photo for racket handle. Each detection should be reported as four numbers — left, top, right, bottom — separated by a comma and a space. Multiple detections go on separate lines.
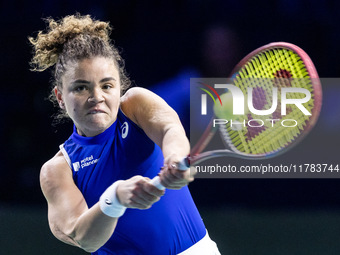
149, 157, 190, 190
149, 176, 165, 190
178, 157, 190, 170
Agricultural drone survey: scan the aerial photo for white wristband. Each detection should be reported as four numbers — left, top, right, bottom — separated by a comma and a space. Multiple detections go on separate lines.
99, 180, 126, 218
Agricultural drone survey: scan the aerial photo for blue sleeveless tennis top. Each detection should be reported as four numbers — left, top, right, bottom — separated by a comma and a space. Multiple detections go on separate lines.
60, 109, 206, 255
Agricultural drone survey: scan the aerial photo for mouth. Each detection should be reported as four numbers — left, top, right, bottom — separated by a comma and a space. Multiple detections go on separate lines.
88, 109, 106, 115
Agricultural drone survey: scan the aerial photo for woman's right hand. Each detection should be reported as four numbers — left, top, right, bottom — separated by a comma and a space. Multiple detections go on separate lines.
116, 176, 165, 209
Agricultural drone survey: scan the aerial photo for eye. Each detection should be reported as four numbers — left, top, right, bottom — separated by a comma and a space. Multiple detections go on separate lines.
102, 83, 113, 90
74, 85, 87, 92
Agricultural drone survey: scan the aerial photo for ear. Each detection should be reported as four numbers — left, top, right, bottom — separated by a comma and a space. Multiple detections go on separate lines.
54, 86, 65, 109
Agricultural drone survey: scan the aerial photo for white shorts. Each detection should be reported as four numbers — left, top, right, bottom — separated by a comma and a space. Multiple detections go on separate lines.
178, 230, 221, 255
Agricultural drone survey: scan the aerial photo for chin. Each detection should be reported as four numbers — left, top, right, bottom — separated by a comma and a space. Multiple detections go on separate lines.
76, 116, 115, 136
90, 122, 110, 131
91, 119, 114, 130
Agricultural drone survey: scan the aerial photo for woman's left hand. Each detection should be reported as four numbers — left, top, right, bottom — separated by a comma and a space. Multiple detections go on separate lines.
157, 155, 196, 190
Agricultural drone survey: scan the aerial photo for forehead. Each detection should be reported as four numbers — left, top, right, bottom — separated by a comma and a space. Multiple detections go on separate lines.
64, 57, 119, 81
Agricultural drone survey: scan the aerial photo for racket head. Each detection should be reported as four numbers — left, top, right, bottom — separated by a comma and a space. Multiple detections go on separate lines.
217, 42, 322, 159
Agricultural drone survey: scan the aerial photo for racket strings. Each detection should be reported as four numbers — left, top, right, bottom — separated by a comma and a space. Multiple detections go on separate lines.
222, 48, 315, 156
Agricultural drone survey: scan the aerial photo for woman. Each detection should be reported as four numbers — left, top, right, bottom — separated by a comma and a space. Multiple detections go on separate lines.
29, 14, 220, 254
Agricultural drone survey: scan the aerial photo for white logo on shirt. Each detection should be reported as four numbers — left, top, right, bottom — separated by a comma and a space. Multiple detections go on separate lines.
121, 122, 129, 139
72, 155, 99, 172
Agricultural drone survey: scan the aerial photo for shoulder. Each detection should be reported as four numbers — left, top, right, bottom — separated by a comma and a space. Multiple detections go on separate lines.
40, 151, 73, 199
41, 151, 70, 178
120, 87, 169, 123
121, 87, 161, 104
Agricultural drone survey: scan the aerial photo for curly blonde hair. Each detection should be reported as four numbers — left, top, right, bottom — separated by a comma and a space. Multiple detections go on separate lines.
29, 14, 131, 121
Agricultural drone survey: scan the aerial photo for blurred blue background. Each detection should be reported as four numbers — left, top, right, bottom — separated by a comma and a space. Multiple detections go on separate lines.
1, 0, 340, 254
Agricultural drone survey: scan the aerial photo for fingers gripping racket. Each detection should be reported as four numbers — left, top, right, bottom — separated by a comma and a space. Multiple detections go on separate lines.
151, 42, 322, 190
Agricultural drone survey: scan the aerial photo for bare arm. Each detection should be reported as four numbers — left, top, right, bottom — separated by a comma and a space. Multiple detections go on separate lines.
41, 151, 163, 252
121, 87, 193, 189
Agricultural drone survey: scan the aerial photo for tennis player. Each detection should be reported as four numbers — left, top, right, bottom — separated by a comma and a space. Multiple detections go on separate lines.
29, 14, 220, 254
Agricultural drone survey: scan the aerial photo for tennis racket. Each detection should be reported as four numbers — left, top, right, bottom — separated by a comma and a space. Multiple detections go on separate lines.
151, 42, 322, 190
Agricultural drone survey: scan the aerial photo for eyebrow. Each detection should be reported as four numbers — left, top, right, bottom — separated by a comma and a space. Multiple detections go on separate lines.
72, 79, 90, 85
72, 77, 116, 85
100, 77, 116, 83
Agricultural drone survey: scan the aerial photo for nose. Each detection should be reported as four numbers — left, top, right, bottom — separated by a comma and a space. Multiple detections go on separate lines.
88, 87, 104, 104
